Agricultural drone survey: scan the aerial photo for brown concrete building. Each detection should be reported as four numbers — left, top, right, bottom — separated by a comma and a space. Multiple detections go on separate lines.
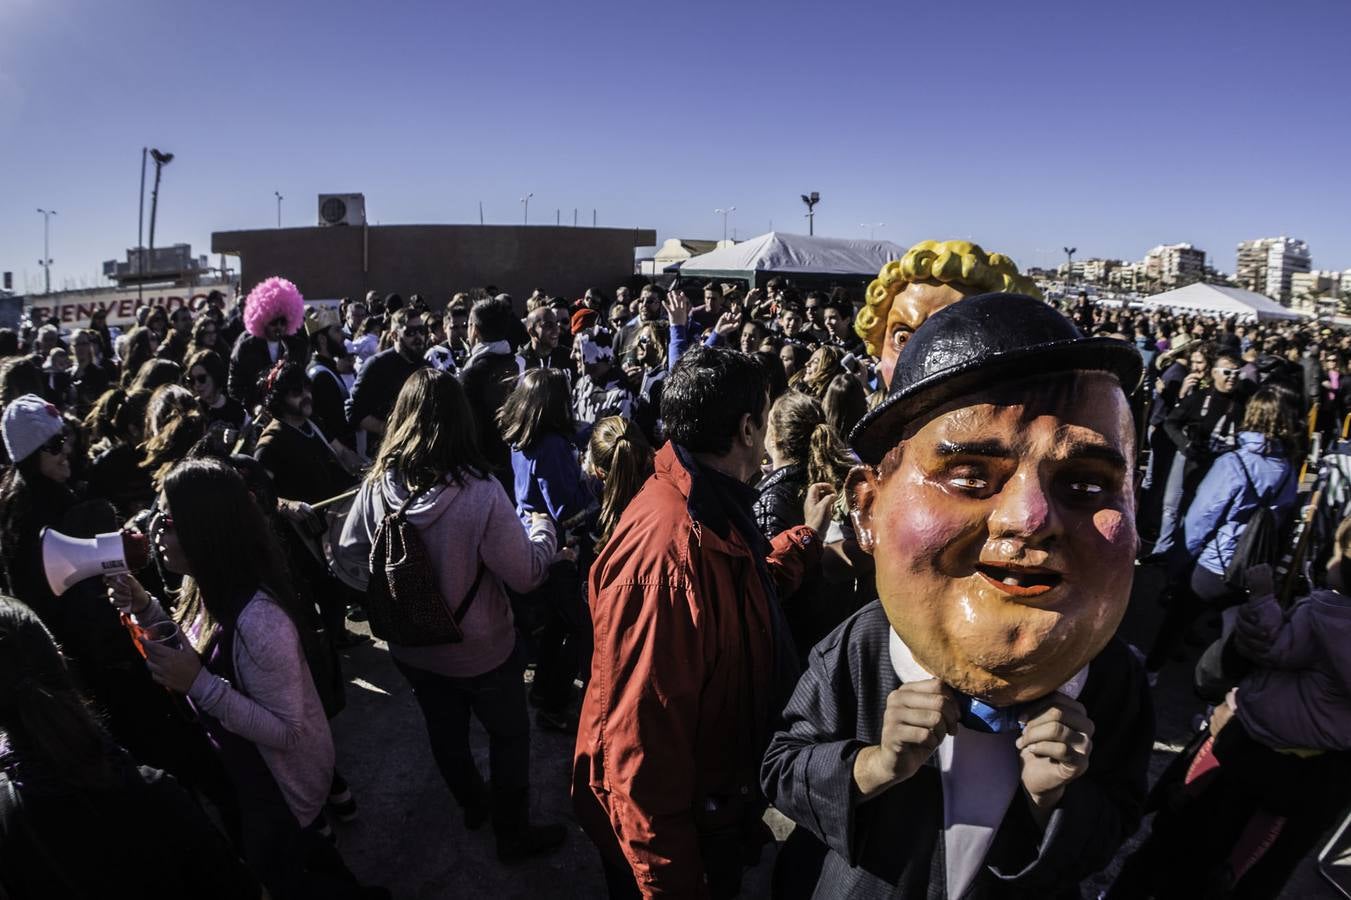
212, 224, 657, 309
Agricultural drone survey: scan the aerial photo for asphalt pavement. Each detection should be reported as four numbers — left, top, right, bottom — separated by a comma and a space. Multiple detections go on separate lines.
324, 564, 1338, 899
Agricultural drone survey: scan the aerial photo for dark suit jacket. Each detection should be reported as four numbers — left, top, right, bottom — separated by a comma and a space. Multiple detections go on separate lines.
459, 348, 520, 483
227, 332, 309, 408
761, 603, 1152, 899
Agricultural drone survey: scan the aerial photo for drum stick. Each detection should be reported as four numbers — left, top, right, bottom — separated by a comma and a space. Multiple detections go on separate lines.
311, 488, 360, 511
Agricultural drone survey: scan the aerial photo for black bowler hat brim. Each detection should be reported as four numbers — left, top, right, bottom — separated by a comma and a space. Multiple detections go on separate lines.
849, 336, 1143, 465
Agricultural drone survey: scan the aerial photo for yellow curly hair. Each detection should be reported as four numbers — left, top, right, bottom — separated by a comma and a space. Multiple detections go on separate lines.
854, 239, 1042, 357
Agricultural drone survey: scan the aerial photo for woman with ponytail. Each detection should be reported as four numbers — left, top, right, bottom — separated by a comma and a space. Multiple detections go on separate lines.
585, 415, 654, 553
753, 391, 858, 654
753, 392, 851, 539
0, 594, 259, 899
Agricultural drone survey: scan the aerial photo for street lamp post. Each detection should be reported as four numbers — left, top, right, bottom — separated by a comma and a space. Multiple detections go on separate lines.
859, 222, 885, 240
275, 191, 283, 227
800, 192, 820, 235
1063, 246, 1077, 283
147, 148, 174, 264
521, 193, 533, 225
36, 208, 56, 294
715, 207, 736, 243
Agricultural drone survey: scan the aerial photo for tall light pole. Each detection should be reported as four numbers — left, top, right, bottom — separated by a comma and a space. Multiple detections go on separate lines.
36, 208, 56, 294
274, 191, 283, 227
1063, 246, 1077, 282
521, 193, 533, 225
859, 222, 885, 239
147, 148, 174, 264
800, 192, 820, 235
137, 148, 147, 301
715, 207, 736, 243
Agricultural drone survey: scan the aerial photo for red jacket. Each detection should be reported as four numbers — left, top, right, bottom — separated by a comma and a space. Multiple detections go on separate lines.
573, 442, 820, 898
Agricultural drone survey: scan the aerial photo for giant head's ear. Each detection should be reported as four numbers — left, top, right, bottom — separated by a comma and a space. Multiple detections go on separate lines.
845, 465, 880, 554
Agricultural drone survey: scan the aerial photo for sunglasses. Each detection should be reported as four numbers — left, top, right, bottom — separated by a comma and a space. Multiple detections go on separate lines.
403, 326, 428, 337
41, 434, 69, 456
1215, 367, 1239, 377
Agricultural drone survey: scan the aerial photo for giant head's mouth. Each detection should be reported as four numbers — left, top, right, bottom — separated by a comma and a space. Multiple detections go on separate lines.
975, 563, 1064, 599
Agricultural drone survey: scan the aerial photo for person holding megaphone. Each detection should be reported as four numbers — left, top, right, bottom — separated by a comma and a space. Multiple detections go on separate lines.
1, 394, 235, 825
107, 456, 386, 900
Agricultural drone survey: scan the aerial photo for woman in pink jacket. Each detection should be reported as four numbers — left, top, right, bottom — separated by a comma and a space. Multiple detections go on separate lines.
111, 457, 382, 899
339, 368, 566, 863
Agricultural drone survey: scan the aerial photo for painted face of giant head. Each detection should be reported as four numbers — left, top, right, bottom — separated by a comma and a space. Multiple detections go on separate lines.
878, 281, 981, 386
850, 372, 1136, 706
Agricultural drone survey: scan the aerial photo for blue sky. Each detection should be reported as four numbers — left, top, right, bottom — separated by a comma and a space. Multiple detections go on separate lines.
2, 0, 1349, 294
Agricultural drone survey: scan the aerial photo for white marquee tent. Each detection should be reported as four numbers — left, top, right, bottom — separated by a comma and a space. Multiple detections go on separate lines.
667, 232, 906, 283
1139, 282, 1305, 322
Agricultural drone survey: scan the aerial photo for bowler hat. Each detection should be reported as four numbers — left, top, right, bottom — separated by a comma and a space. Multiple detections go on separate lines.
849, 293, 1143, 464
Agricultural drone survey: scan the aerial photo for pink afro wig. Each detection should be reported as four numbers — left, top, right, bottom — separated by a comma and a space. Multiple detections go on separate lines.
243, 277, 306, 338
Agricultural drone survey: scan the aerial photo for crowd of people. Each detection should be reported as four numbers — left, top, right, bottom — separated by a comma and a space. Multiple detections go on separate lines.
0, 239, 1348, 899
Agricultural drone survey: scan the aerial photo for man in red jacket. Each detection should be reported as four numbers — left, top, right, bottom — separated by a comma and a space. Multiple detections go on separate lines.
574, 346, 836, 899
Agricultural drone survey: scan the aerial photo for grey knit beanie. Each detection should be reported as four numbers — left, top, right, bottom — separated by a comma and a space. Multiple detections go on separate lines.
2, 394, 66, 464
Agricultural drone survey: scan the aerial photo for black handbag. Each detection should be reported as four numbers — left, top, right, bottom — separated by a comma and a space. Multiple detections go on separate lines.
365, 486, 484, 647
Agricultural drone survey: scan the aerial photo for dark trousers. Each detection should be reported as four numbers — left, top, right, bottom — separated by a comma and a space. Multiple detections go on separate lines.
532, 559, 591, 712
1146, 563, 1239, 672
393, 649, 531, 815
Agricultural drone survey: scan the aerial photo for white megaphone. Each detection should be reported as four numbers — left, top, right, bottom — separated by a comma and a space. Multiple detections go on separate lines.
40, 528, 151, 597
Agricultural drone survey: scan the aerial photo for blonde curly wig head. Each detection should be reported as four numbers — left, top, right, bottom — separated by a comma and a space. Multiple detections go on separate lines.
854, 240, 1041, 357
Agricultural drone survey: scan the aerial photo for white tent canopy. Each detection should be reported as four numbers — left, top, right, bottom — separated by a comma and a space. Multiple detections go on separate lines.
668, 231, 906, 280
1139, 282, 1305, 322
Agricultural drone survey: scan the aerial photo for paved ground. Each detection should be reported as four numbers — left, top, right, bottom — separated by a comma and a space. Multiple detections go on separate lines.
325, 566, 1340, 899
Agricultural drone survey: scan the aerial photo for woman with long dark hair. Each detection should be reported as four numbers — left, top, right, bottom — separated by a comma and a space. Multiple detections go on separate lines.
0, 594, 259, 899
498, 368, 594, 730
109, 457, 380, 899
339, 368, 566, 861
119, 326, 157, 388
83, 387, 155, 517
821, 371, 867, 441
185, 348, 247, 431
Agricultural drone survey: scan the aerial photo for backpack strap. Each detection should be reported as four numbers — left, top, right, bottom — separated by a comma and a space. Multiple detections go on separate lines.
452, 560, 487, 625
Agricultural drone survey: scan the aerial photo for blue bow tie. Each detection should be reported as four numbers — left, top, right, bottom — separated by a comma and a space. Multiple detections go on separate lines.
957, 695, 1025, 734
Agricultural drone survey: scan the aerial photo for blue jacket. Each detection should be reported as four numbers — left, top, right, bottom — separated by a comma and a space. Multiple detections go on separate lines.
1184, 431, 1299, 575
511, 431, 596, 530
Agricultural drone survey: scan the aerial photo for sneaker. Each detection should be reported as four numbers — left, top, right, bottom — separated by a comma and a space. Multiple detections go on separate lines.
328, 786, 358, 824
496, 824, 567, 863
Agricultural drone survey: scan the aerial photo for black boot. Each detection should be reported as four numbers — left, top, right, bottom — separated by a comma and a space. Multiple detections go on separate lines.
493, 788, 566, 863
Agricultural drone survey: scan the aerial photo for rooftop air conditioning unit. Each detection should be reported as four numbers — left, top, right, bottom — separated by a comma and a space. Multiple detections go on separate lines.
318, 193, 366, 227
